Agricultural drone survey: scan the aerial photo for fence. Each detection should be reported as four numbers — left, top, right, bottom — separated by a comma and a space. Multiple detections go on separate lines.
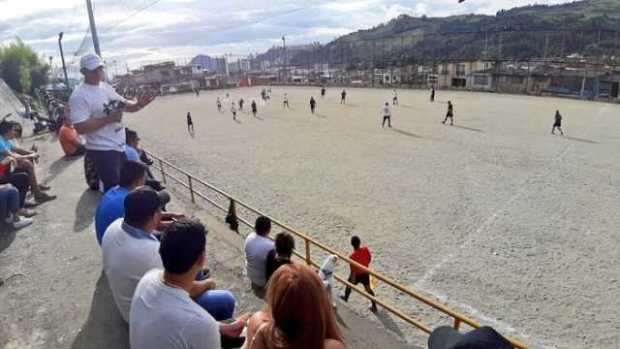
146, 150, 529, 349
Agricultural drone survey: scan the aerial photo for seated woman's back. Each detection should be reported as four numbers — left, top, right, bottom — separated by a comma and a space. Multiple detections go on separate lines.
244, 264, 346, 349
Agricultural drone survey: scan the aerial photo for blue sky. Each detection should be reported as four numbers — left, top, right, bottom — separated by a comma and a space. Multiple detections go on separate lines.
0, 0, 573, 69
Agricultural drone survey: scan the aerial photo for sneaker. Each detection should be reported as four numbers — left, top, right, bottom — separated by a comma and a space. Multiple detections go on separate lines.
369, 304, 378, 312
35, 192, 57, 203
18, 208, 37, 218
12, 217, 33, 229
38, 184, 51, 191
23, 199, 38, 208
338, 292, 348, 302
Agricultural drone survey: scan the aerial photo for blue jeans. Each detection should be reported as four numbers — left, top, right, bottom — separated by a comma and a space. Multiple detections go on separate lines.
195, 289, 236, 321
0, 186, 20, 220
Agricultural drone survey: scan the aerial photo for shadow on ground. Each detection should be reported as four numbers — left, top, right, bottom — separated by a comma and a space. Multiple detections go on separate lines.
74, 190, 100, 232
373, 310, 406, 339
563, 136, 597, 144
45, 155, 82, 184
71, 272, 129, 349
391, 127, 423, 139
452, 125, 485, 133
0, 228, 16, 254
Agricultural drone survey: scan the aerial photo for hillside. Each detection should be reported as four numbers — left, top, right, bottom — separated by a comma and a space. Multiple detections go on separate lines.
282, 0, 620, 67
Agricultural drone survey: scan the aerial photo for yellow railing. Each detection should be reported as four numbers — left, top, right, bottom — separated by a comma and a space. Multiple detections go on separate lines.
146, 150, 529, 349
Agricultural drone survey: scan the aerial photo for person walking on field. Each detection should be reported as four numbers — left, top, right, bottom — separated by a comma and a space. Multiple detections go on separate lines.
216, 97, 222, 112
430, 86, 435, 102
283, 93, 289, 109
251, 100, 258, 118
392, 89, 398, 105
340, 236, 377, 312
231, 102, 238, 121
310, 96, 317, 114
341, 89, 347, 104
381, 102, 392, 128
186, 112, 194, 134
239, 98, 244, 111
442, 101, 454, 126
551, 110, 564, 135
321, 86, 326, 97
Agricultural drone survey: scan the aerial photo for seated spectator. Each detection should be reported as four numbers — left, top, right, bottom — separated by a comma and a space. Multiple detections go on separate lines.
102, 188, 234, 322
244, 216, 274, 289
125, 128, 164, 191
0, 156, 36, 217
130, 218, 249, 349
244, 263, 345, 349
95, 161, 148, 245
0, 184, 33, 229
0, 121, 55, 203
58, 116, 85, 157
265, 232, 295, 283
339, 235, 377, 312
428, 325, 514, 349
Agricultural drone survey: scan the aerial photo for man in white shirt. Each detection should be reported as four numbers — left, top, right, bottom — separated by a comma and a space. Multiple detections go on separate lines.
381, 102, 392, 128
102, 186, 236, 322
244, 216, 274, 290
130, 219, 248, 349
69, 54, 155, 191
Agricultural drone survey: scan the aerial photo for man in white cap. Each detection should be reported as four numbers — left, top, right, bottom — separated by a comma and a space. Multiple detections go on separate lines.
69, 54, 155, 191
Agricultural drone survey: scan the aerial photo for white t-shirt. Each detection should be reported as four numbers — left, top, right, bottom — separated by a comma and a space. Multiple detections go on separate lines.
101, 218, 162, 322
69, 82, 128, 152
382, 106, 391, 117
244, 233, 274, 287
130, 269, 220, 349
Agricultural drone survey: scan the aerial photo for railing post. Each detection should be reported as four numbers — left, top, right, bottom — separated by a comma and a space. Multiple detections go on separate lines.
187, 175, 195, 203
158, 159, 166, 184
304, 238, 311, 265
453, 318, 461, 330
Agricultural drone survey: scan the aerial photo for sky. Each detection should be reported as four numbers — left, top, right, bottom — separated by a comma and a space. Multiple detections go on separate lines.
0, 0, 574, 71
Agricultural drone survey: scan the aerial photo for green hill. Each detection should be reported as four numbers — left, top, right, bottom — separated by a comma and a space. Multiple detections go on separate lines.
286, 0, 620, 67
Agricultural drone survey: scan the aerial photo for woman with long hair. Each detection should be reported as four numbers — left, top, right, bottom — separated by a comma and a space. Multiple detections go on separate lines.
244, 263, 345, 349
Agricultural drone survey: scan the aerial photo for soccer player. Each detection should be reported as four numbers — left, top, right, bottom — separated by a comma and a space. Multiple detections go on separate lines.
430, 86, 436, 102
321, 86, 326, 98
341, 89, 347, 104
239, 98, 244, 111
216, 97, 222, 112
551, 110, 564, 135
283, 93, 289, 109
186, 112, 194, 133
251, 100, 258, 118
381, 102, 392, 128
392, 89, 398, 105
442, 101, 454, 126
231, 102, 238, 121
310, 97, 316, 114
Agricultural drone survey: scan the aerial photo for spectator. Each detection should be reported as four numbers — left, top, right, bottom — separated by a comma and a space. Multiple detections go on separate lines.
428, 326, 514, 349
95, 161, 148, 245
0, 121, 55, 203
102, 188, 233, 322
244, 263, 345, 349
58, 115, 85, 157
130, 218, 249, 349
244, 216, 274, 289
339, 235, 377, 312
0, 156, 35, 217
125, 128, 164, 191
265, 232, 295, 283
69, 53, 155, 192
0, 184, 33, 229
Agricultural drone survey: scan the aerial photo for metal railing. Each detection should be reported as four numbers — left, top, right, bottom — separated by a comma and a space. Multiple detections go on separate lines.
146, 150, 529, 349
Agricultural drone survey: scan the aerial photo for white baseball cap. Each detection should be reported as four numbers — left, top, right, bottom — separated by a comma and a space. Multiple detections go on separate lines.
80, 54, 104, 71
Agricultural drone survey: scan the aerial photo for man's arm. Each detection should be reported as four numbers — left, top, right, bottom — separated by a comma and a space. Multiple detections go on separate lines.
189, 278, 216, 299
124, 95, 155, 113
73, 112, 121, 135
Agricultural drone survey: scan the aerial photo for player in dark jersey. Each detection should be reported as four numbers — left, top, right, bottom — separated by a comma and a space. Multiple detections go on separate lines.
321, 86, 326, 97
251, 100, 258, 118
239, 98, 244, 111
551, 110, 564, 135
310, 97, 316, 114
442, 101, 454, 125
430, 86, 435, 102
341, 89, 347, 104
186, 112, 194, 133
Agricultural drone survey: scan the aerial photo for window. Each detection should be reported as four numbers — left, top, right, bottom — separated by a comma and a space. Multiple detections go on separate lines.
474, 75, 489, 86
456, 64, 466, 77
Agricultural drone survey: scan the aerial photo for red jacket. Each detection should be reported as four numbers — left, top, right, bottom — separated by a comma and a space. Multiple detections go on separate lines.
350, 246, 371, 275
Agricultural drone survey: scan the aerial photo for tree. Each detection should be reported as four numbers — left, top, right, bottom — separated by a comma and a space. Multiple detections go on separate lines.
0, 39, 49, 94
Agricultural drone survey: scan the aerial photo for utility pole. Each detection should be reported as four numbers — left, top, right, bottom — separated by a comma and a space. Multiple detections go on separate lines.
58, 32, 70, 90
86, 0, 102, 56
282, 36, 286, 83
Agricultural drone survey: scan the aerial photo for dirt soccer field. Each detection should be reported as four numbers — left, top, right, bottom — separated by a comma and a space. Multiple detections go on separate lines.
127, 86, 620, 349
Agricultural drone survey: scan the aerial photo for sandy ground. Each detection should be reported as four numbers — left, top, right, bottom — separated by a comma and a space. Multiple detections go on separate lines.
125, 86, 620, 349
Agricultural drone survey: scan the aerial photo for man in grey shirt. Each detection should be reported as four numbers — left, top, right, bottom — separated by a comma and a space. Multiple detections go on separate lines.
244, 216, 274, 289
